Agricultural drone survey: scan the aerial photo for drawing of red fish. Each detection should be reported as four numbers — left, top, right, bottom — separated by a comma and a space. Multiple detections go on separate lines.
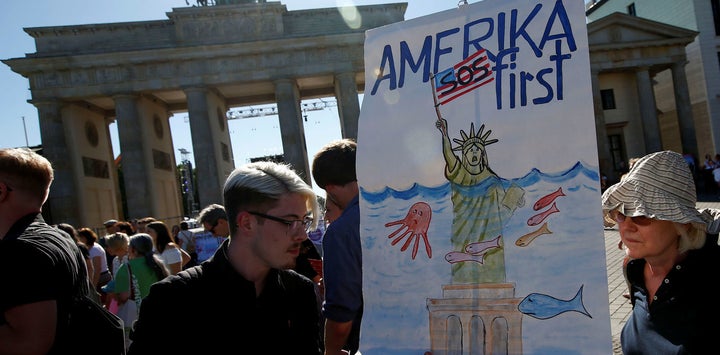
444, 251, 486, 264
515, 222, 552, 247
533, 187, 565, 211
464, 235, 502, 255
527, 202, 559, 226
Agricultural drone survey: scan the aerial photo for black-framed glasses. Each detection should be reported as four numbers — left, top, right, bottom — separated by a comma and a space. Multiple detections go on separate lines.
248, 211, 313, 234
609, 210, 652, 226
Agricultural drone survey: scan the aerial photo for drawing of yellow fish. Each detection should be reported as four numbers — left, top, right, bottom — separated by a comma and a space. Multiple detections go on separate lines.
515, 222, 552, 247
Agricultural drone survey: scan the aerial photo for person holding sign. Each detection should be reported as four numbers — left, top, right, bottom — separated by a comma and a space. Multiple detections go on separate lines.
312, 139, 362, 355
602, 150, 720, 353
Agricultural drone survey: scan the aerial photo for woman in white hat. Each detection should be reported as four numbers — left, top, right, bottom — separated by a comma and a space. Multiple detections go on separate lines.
602, 150, 720, 354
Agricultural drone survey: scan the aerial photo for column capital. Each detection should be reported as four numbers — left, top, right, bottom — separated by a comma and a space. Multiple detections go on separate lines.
334, 71, 356, 80
672, 60, 689, 69
31, 99, 65, 123
273, 78, 296, 87
183, 87, 208, 95
29, 98, 63, 109
112, 93, 140, 102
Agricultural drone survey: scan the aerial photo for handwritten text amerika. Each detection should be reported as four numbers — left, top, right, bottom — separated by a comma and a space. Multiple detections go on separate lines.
369, 0, 577, 110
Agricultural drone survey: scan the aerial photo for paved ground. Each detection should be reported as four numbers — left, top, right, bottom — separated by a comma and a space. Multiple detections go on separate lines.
604, 194, 720, 355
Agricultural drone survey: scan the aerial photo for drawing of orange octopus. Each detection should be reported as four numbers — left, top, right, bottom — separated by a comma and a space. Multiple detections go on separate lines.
385, 202, 432, 260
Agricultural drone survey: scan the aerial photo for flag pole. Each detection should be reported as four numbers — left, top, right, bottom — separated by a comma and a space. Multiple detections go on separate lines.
429, 73, 442, 121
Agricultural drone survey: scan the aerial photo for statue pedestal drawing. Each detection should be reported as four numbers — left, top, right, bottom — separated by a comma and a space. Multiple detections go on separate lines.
427, 283, 523, 355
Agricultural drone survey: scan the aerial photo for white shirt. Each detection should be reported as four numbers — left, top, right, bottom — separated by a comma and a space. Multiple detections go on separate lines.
89, 242, 109, 273
712, 167, 720, 183
111, 255, 129, 277
176, 230, 194, 252
157, 247, 182, 267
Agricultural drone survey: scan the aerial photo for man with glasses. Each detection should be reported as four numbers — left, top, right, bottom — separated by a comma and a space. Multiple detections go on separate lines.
198, 203, 229, 238
129, 161, 323, 354
311, 139, 362, 355
0, 148, 119, 353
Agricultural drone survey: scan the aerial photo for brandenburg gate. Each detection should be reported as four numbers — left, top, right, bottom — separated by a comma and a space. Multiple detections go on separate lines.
3, 1, 406, 227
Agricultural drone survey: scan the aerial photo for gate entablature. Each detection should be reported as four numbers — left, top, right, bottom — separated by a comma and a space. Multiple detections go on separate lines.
2, 2, 406, 227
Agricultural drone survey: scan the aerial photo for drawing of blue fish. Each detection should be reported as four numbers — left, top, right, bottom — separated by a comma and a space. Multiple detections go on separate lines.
517, 285, 591, 320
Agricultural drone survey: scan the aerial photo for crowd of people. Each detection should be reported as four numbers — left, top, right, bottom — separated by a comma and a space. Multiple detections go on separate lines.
0, 141, 356, 355
4, 142, 720, 354
699, 152, 720, 194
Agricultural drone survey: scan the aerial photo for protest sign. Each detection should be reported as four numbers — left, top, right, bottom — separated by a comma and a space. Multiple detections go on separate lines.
193, 231, 225, 263
357, 0, 612, 353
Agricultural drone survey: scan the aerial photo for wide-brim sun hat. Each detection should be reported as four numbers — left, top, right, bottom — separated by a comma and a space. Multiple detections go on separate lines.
601, 150, 710, 231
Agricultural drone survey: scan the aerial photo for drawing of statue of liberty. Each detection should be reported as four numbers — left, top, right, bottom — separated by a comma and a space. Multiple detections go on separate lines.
435, 117, 525, 283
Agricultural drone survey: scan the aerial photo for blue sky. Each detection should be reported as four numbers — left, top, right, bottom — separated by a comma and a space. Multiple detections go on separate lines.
0, 0, 460, 194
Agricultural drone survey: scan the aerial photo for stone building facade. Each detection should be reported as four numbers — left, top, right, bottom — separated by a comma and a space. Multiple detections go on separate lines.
3, 1, 406, 227
588, 0, 720, 181
3, 1, 702, 227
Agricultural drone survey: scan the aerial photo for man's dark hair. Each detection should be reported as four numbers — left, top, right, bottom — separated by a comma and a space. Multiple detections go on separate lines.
56, 223, 78, 240
115, 221, 134, 235
198, 204, 227, 226
312, 138, 357, 189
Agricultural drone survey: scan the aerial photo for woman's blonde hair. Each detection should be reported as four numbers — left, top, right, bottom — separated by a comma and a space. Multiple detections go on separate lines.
105, 232, 129, 250
675, 223, 706, 254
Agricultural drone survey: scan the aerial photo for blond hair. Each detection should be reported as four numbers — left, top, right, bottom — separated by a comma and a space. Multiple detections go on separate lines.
0, 148, 53, 201
675, 223, 706, 254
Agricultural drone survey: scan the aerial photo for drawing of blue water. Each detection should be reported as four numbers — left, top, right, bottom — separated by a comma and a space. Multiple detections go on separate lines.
358, 161, 612, 355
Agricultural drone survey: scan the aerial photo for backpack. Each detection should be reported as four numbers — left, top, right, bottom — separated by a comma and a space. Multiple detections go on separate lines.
18, 218, 126, 354
65, 249, 126, 355
68, 292, 126, 355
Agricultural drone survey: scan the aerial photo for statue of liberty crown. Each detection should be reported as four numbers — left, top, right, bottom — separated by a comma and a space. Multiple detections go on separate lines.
452, 122, 498, 152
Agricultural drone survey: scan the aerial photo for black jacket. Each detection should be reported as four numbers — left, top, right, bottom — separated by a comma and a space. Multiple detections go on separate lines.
128, 239, 322, 354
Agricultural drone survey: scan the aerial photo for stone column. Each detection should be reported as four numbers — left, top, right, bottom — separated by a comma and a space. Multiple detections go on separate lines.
275, 79, 311, 183
185, 87, 223, 207
334, 72, 360, 140
33, 99, 81, 226
113, 94, 153, 219
590, 69, 615, 181
671, 61, 699, 160
636, 67, 662, 153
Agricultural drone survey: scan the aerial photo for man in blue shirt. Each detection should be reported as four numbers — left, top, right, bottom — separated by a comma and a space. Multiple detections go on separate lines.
312, 139, 362, 355
195, 203, 229, 263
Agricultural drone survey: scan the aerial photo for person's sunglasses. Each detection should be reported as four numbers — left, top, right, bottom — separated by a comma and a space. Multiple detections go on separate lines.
609, 210, 652, 226
248, 211, 313, 234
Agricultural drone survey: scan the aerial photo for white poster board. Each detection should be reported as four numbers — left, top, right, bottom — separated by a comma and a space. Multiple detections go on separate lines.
357, 0, 612, 353
193, 231, 226, 263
